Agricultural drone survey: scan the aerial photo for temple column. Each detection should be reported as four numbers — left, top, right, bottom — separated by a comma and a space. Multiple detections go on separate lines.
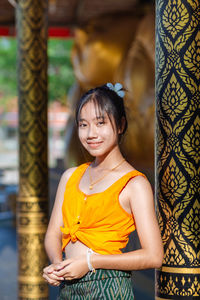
155, 0, 199, 299
16, 1, 49, 299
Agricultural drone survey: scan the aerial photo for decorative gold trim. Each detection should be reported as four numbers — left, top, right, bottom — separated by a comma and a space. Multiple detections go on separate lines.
17, 227, 47, 234
18, 276, 45, 283
18, 197, 48, 202
156, 297, 171, 300
161, 266, 200, 274
19, 293, 48, 299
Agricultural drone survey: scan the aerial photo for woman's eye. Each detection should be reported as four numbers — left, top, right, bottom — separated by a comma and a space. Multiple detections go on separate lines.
79, 123, 87, 127
97, 121, 105, 126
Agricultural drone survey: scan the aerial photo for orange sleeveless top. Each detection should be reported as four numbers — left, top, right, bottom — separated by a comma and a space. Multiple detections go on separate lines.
61, 163, 146, 255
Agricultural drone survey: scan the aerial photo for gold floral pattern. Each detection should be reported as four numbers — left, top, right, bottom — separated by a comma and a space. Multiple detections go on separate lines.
162, 0, 189, 39
164, 239, 186, 265
182, 116, 200, 165
17, 1, 48, 299
156, 0, 199, 298
184, 32, 200, 80
161, 157, 188, 205
161, 74, 188, 122
182, 200, 200, 249
156, 271, 200, 297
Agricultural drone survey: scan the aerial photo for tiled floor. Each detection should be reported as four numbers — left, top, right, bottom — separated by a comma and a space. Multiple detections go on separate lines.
0, 221, 17, 300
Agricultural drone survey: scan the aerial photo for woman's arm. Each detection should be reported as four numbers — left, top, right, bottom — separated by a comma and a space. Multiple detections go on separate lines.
43, 167, 77, 285
91, 175, 163, 270
54, 175, 163, 279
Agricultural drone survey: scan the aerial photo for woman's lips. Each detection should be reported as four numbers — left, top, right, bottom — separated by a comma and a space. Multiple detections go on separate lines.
87, 141, 103, 148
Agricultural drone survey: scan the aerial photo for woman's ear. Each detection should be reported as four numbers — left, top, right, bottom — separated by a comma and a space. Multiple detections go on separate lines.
118, 117, 126, 135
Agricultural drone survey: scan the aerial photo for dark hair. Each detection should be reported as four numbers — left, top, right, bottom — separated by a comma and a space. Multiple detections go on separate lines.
75, 84, 128, 140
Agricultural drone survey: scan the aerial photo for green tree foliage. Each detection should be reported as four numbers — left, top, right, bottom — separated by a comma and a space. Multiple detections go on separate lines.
0, 37, 75, 109
48, 39, 75, 104
0, 38, 17, 106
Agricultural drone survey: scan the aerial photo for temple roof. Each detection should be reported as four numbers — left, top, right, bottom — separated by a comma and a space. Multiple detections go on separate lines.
0, 0, 149, 27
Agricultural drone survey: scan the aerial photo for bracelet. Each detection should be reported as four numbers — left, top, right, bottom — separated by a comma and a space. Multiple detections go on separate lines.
87, 248, 96, 273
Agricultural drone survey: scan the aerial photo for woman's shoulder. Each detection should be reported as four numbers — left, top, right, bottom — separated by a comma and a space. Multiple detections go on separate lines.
61, 167, 78, 181
122, 162, 151, 191
60, 162, 90, 183
122, 162, 146, 178
124, 171, 153, 202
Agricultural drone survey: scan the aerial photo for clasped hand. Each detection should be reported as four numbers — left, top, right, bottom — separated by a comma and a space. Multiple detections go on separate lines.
43, 256, 89, 286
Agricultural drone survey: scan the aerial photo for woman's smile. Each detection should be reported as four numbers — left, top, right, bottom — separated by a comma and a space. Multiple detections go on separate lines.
78, 101, 118, 157
87, 141, 103, 148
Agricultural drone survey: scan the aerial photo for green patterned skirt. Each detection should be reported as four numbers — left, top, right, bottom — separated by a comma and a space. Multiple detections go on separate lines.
58, 269, 134, 300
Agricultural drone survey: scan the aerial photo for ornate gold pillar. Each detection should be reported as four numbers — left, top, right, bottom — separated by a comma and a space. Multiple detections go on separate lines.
155, 0, 199, 299
16, 1, 49, 299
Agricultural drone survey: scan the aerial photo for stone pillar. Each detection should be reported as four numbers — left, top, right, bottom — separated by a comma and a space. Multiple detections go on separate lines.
155, 0, 199, 299
16, 1, 49, 299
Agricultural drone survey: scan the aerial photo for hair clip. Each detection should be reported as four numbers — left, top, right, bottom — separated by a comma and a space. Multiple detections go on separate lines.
106, 83, 125, 98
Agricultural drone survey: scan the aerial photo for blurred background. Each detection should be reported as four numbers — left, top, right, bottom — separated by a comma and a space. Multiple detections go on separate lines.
0, 0, 155, 299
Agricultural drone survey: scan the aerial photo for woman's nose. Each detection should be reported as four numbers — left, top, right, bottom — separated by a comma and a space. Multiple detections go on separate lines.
87, 125, 97, 138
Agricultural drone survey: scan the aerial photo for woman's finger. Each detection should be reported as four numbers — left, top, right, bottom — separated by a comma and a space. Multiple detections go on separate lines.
43, 265, 55, 274
53, 266, 70, 277
43, 273, 58, 285
54, 259, 72, 271
48, 272, 64, 281
43, 272, 64, 283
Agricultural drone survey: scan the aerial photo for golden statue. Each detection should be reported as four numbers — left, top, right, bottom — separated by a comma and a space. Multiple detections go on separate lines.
65, 7, 155, 172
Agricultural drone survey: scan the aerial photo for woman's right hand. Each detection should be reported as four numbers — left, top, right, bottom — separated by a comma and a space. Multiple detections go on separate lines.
43, 263, 65, 286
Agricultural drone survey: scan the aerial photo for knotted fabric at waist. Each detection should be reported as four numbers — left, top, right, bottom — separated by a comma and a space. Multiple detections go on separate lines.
60, 225, 80, 243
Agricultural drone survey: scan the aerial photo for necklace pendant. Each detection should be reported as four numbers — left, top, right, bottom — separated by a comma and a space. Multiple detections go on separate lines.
89, 184, 93, 190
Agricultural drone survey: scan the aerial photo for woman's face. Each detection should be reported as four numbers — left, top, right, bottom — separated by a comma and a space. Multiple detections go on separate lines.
78, 101, 119, 157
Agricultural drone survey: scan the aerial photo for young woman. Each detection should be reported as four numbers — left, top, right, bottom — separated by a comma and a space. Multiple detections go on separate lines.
43, 83, 163, 299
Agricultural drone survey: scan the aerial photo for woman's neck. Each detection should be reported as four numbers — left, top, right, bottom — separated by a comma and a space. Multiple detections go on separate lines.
93, 146, 124, 169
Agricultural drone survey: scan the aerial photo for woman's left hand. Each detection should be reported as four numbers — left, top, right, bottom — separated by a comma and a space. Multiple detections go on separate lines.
43, 263, 64, 286
52, 256, 89, 280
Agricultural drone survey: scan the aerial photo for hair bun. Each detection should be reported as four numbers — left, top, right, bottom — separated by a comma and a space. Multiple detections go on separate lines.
106, 83, 125, 98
